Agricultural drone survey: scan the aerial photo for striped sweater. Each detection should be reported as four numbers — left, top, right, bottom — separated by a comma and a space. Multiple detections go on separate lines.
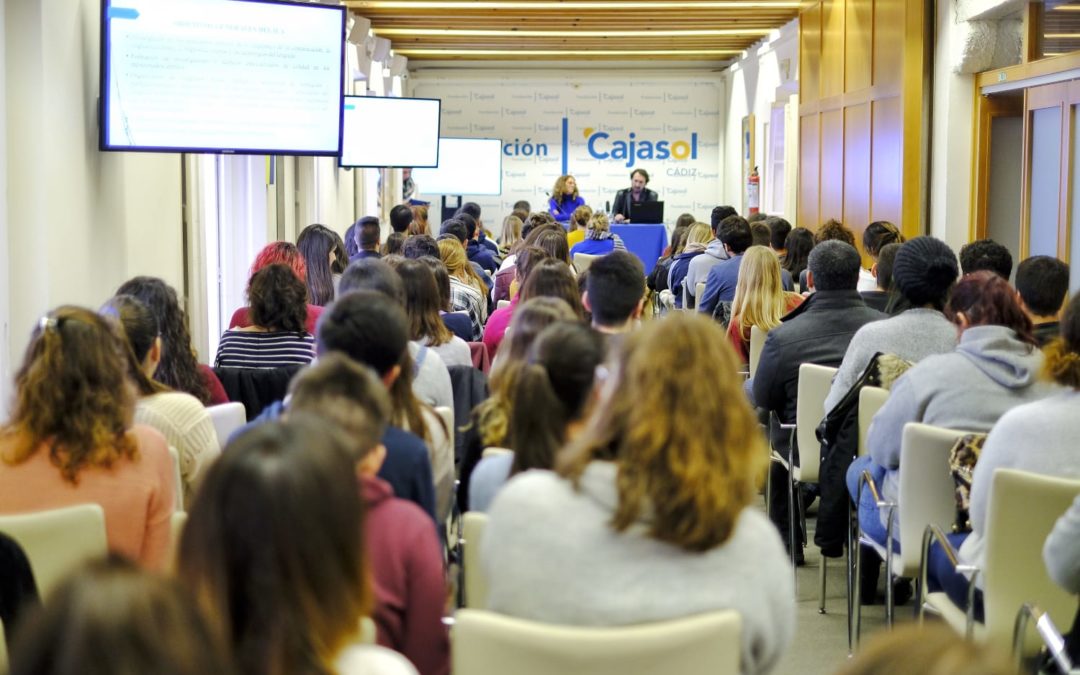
214, 330, 316, 369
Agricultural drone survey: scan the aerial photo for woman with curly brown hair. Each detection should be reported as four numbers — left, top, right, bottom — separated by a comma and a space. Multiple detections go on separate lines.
215, 264, 316, 369
0, 307, 176, 569
228, 241, 324, 334
481, 313, 794, 675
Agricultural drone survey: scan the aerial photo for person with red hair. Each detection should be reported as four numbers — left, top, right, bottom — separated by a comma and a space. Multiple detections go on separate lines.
228, 242, 324, 333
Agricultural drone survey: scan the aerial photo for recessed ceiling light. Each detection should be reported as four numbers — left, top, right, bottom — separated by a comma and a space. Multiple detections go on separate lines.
394, 48, 742, 56
375, 27, 771, 37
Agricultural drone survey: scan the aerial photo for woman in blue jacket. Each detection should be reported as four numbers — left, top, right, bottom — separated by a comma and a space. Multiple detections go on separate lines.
548, 175, 586, 223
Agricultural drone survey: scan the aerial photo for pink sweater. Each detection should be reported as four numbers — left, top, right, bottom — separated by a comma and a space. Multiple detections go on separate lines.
361, 475, 449, 675
0, 425, 176, 569
482, 295, 519, 360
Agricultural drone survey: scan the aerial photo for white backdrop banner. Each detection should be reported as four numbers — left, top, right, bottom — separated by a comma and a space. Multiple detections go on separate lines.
409, 70, 724, 231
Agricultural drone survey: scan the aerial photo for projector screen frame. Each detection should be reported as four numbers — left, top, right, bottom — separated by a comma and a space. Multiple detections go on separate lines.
98, 0, 347, 156
338, 95, 443, 169
411, 137, 503, 196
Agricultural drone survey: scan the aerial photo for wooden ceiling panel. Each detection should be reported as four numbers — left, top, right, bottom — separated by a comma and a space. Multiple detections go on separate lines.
345, 0, 802, 61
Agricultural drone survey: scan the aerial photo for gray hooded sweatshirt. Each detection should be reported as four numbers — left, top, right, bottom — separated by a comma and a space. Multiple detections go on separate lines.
683, 239, 730, 302
867, 325, 1057, 532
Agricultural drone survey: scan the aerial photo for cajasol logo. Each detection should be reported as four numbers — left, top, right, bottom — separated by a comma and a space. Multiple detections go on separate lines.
582, 123, 698, 168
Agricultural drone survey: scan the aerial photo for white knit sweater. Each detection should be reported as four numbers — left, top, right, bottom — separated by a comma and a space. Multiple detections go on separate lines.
135, 392, 219, 507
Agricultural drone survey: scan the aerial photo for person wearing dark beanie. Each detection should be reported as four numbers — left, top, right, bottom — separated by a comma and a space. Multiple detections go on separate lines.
815, 236, 961, 578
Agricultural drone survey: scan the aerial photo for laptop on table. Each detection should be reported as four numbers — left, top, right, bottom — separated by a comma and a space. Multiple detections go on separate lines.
629, 201, 664, 223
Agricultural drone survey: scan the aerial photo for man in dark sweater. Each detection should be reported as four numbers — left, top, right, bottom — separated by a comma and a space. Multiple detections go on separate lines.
748, 241, 886, 563
1016, 255, 1069, 346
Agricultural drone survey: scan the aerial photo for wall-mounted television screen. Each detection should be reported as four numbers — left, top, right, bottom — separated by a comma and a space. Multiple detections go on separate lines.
100, 0, 345, 155
339, 96, 441, 168
411, 137, 502, 196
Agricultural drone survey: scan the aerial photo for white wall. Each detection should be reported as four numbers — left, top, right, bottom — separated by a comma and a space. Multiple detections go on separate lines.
4, 0, 184, 380
930, 0, 978, 249
721, 20, 799, 220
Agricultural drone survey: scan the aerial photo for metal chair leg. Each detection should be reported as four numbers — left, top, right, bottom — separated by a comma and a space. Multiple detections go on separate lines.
846, 504, 855, 653
818, 555, 827, 614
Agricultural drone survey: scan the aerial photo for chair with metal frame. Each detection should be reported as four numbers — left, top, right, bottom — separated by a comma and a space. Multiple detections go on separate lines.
918, 469, 1080, 656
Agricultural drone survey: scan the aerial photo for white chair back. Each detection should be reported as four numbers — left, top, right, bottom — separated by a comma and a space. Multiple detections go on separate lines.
858, 386, 889, 457
167, 447, 184, 511
496, 300, 510, 310
207, 402, 246, 450
168, 511, 187, 572
0, 504, 107, 599
794, 363, 836, 484
984, 469, 1080, 653
695, 281, 706, 309
748, 325, 767, 377
452, 608, 742, 675
482, 447, 513, 459
573, 253, 599, 274
462, 512, 489, 609
894, 423, 973, 576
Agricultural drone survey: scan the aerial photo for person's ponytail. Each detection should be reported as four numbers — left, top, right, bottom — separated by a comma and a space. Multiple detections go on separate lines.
509, 364, 569, 476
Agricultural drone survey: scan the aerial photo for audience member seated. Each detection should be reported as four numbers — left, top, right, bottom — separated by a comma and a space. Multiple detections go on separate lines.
727, 246, 804, 364
750, 221, 771, 248
339, 259, 453, 411
483, 246, 551, 358
457, 212, 498, 274
383, 232, 406, 257
499, 214, 524, 256
103, 295, 219, 507
0, 307, 175, 569
532, 227, 574, 270
482, 313, 795, 675
512, 260, 586, 328
781, 227, 814, 287
470, 322, 603, 513
647, 222, 690, 297
567, 205, 592, 250
859, 221, 904, 292
437, 239, 489, 341
667, 222, 712, 309
286, 355, 449, 675
178, 417, 419, 675
799, 219, 857, 291
229, 242, 323, 334
584, 250, 646, 336
853, 271, 1055, 556
390, 204, 414, 235
8, 558, 231, 675
749, 241, 885, 563
815, 237, 957, 572
858, 242, 901, 313
1016, 255, 1070, 346
959, 238, 1013, 280
463, 298, 580, 510
350, 216, 383, 262
1046, 492, 1080, 595
297, 223, 345, 307
215, 264, 316, 369
398, 259, 471, 368
547, 174, 586, 223
767, 216, 792, 262
568, 213, 626, 259
927, 293, 1080, 616
402, 234, 440, 260
459, 202, 500, 257
835, 622, 1016, 675
698, 215, 754, 316
117, 276, 227, 405
492, 220, 562, 303
0, 532, 37, 647
684, 206, 736, 306
416, 256, 472, 342
407, 205, 430, 237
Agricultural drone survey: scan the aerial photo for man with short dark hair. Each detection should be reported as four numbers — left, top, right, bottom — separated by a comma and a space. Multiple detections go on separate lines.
959, 238, 1013, 280
513, 199, 531, 213
1016, 255, 1070, 345
767, 216, 792, 255
682, 207, 738, 308
402, 234, 440, 260
750, 222, 771, 247
456, 211, 498, 273
389, 205, 413, 234
458, 201, 500, 257
349, 216, 382, 262
749, 241, 886, 563
583, 251, 646, 334
439, 218, 468, 244
697, 215, 753, 315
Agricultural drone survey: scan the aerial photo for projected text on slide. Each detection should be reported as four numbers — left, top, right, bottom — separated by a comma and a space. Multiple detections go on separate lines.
104, 0, 343, 153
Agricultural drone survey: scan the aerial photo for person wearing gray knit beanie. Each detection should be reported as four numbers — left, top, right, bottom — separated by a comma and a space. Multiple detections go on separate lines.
890, 236, 960, 310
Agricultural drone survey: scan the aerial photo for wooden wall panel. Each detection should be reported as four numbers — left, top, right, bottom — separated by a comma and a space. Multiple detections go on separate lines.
799, 114, 822, 227
820, 109, 846, 221
844, 103, 872, 243
801, 4, 822, 104
870, 97, 903, 224
821, 0, 846, 99
846, 0, 873, 93
872, 0, 904, 88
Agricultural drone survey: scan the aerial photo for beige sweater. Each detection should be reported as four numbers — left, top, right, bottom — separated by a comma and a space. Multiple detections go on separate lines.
136, 392, 219, 507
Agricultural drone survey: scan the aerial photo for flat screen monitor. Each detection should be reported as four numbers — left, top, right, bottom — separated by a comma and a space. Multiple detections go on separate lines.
411, 138, 503, 196
339, 96, 441, 168
100, 0, 345, 155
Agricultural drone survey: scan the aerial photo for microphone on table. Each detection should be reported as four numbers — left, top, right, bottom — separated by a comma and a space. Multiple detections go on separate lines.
605, 200, 611, 213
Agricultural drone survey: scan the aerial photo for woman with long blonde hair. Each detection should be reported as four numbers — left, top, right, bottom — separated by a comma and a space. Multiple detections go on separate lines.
481, 313, 794, 675
437, 238, 489, 340
727, 246, 804, 363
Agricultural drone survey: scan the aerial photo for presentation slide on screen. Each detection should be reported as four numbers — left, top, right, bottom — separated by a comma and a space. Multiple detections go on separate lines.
103, 0, 343, 153
340, 97, 441, 168
413, 138, 502, 196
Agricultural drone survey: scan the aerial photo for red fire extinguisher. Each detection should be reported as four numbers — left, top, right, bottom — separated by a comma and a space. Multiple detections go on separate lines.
747, 167, 760, 215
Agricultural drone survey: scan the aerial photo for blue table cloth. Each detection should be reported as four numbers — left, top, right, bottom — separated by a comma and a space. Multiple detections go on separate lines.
611, 223, 669, 270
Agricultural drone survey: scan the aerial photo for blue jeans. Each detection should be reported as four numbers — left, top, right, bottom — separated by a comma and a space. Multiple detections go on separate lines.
928, 532, 984, 621
846, 455, 895, 550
